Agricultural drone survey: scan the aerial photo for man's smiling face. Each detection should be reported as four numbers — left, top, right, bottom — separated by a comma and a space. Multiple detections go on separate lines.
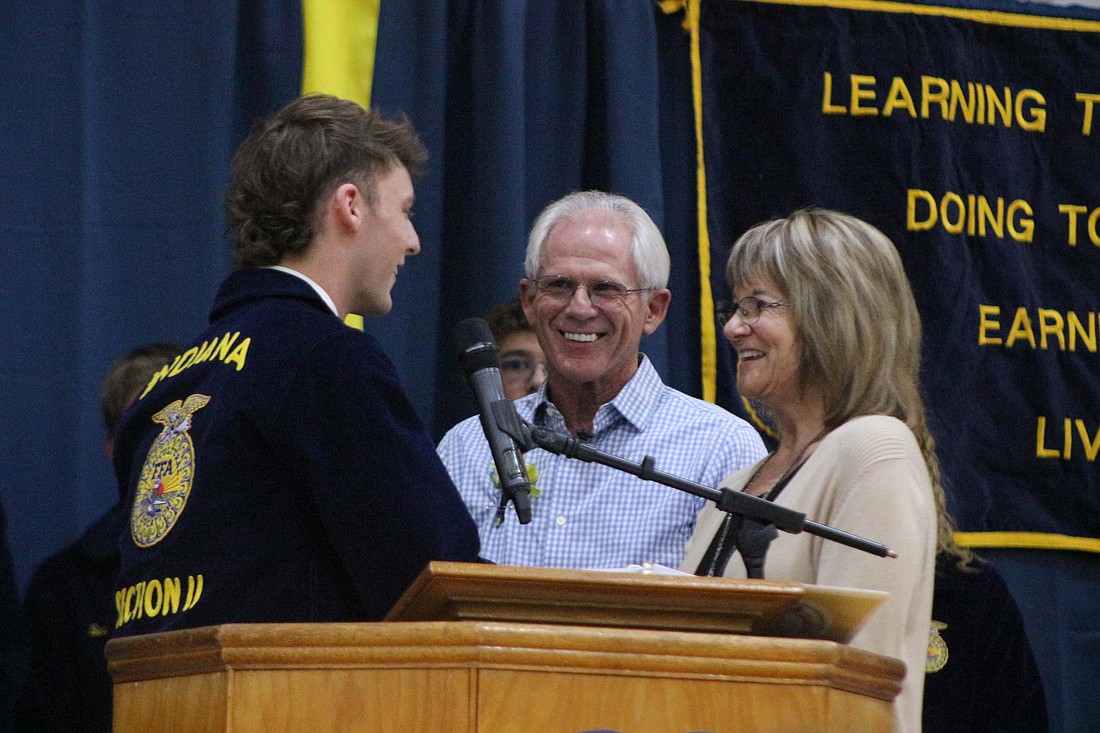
520, 209, 669, 403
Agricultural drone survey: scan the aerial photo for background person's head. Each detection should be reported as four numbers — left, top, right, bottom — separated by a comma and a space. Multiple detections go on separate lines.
100, 342, 183, 458
226, 93, 428, 270
486, 297, 545, 400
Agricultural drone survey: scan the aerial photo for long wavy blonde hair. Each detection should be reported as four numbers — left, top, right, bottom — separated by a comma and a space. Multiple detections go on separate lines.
727, 208, 969, 562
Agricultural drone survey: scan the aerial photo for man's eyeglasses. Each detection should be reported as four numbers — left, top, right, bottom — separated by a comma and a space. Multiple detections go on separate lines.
500, 355, 546, 382
716, 296, 789, 327
531, 275, 650, 306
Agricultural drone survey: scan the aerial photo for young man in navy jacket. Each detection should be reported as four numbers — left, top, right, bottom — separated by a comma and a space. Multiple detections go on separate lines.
112, 95, 480, 637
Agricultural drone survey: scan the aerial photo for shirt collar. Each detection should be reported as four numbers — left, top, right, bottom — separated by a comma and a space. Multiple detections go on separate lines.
524, 354, 660, 436
267, 265, 340, 317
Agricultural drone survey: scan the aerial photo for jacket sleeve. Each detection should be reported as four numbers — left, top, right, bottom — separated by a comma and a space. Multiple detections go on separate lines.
274, 328, 481, 619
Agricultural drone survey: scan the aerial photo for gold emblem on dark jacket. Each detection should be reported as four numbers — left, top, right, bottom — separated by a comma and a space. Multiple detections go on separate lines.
131, 394, 210, 548
926, 619, 949, 673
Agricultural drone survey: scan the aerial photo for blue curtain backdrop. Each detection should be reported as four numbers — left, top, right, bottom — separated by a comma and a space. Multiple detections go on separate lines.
0, 1, 697, 586
0, 0, 303, 585
0, 1, 1096, 731
369, 1, 700, 439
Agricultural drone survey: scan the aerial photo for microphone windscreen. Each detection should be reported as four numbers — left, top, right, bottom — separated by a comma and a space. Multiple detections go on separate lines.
453, 317, 499, 374
454, 317, 494, 351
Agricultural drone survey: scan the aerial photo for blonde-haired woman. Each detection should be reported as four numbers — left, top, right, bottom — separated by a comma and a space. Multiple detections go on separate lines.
682, 208, 965, 733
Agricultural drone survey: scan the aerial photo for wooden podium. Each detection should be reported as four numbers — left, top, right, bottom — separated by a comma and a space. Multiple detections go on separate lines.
107, 562, 904, 733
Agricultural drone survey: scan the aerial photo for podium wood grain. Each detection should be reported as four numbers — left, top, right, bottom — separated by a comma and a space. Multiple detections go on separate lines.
108, 621, 902, 732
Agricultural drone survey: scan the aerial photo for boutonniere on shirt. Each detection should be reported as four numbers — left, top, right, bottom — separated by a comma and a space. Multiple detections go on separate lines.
489, 462, 541, 526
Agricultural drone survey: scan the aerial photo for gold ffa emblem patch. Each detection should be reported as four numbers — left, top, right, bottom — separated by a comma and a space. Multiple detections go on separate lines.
926, 619, 949, 673
131, 394, 210, 548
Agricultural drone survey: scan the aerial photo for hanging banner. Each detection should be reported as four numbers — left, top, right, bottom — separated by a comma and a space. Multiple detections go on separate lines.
699, 0, 1100, 549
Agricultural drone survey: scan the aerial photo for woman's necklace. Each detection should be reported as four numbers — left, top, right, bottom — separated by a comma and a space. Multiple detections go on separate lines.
700, 426, 831, 577
742, 426, 831, 498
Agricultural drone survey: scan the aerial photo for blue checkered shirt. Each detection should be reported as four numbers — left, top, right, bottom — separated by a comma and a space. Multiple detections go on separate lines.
437, 356, 766, 569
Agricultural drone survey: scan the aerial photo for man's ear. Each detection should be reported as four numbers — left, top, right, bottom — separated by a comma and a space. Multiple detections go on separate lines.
331, 183, 363, 231
642, 288, 672, 335
519, 279, 537, 320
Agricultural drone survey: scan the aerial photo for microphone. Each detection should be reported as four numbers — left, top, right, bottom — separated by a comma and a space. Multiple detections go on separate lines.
454, 317, 533, 524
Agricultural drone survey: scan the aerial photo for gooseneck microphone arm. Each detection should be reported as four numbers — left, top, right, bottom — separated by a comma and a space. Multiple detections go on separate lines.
490, 400, 897, 560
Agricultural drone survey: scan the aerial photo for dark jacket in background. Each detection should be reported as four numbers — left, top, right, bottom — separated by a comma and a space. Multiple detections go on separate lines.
923, 553, 1048, 732
15, 506, 120, 733
1, 499, 25, 733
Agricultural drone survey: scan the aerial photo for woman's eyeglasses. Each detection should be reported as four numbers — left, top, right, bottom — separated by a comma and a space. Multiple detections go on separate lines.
716, 296, 788, 327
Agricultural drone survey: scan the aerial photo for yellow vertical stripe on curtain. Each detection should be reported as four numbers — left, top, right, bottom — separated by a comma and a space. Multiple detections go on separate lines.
660, 0, 717, 403
301, 0, 381, 109
301, 0, 381, 330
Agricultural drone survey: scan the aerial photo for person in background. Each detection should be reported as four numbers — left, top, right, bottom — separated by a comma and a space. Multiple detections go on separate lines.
486, 297, 546, 400
15, 343, 181, 733
680, 208, 951, 733
1, 497, 24, 733
438, 190, 766, 569
111, 94, 480, 639
923, 551, 1049, 732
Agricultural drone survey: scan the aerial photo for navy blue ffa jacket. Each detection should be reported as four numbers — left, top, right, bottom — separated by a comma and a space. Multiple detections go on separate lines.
112, 268, 480, 636
923, 553, 1048, 732
16, 504, 121, 732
